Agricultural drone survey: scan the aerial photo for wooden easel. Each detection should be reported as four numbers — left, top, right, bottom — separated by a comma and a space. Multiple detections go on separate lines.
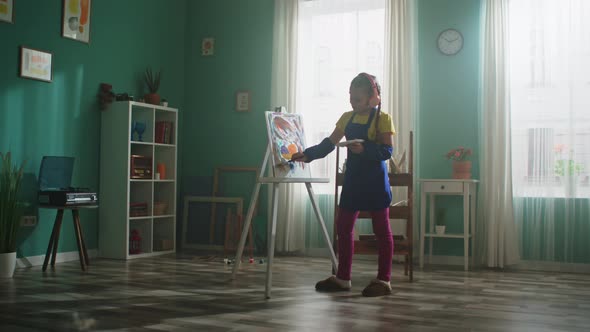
231, 145, 338, 298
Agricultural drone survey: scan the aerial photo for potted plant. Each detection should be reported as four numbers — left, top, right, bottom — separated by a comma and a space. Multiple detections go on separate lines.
0, 152, 25, 278
435, 208, 446, 235
144, 67, 161, 105
446, 146, 473, 179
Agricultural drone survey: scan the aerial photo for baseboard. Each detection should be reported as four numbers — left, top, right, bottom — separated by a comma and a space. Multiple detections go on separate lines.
514, 260, 590, 274
16, 249, 98, 268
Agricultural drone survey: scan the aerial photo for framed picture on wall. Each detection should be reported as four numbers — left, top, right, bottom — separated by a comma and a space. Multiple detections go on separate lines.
61, 0, 91, 43
0, 0, 14, 24
236, 91, 251, 112
19, 46, 53, 83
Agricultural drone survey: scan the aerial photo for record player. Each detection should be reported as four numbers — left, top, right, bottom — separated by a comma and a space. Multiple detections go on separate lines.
37, 156, 98, 206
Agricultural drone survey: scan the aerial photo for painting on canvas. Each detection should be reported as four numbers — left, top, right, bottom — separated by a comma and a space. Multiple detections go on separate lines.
265, 112, 312, 179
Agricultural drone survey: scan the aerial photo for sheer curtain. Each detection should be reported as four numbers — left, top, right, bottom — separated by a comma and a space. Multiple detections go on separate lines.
296, 0, 388, 249
478, 0, 520, 268
509, 0, 590, 264
272, 0, 416, 252
270, 0, 307, 252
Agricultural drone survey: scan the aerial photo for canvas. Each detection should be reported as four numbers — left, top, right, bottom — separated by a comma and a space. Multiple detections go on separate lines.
265, 112, 312, 179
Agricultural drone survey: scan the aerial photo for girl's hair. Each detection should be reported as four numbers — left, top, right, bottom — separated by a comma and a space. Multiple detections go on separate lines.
350, 73, 382, 140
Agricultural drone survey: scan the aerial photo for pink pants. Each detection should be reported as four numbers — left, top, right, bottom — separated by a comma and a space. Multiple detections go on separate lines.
335, 207, 394, 282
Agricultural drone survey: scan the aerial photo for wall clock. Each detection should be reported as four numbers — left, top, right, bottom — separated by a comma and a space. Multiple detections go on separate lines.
437, 28, 463, 55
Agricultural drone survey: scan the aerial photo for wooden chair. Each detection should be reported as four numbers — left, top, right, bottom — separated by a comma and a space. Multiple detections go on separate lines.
333, 131, 414, 281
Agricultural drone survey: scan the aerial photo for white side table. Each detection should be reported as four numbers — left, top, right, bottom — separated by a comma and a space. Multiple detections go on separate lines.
418, 179, 478, 271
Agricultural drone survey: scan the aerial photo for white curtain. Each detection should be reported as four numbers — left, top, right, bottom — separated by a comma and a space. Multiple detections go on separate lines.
383, 0, 417, 241
478, 0, 520, 268
271, 0, 307, 252
271, 0, 416, 252
296, 0, 388, 248
509, 0, 590, 263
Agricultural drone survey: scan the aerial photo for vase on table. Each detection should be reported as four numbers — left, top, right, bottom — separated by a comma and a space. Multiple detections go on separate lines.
452, 160, 472, 179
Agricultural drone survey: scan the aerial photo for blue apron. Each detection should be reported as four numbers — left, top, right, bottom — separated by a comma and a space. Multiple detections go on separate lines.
339, 110, 392, 211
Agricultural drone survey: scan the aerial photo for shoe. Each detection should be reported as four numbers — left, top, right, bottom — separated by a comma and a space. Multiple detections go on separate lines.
315, 276, 351, 292
362, 279, 392, 297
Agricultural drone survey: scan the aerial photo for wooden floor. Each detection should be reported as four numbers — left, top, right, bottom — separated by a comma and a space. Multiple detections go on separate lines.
1, 254, 590, 331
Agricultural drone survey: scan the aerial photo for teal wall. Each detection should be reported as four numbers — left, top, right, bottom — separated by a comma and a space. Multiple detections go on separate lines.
0, 0, 187, 258
417, 0, 481, 256
417, 0, 480, 178
183, 0, 274, 173
181, 0, 275, 251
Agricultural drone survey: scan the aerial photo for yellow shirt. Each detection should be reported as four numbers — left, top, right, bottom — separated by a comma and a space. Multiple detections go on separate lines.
336, 111, 396, 142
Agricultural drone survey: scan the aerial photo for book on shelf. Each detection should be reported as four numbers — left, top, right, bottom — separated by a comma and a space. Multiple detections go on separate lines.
155, 121, 174, 144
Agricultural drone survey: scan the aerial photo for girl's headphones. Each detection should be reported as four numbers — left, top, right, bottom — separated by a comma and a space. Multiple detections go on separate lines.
359, 72, 381, 108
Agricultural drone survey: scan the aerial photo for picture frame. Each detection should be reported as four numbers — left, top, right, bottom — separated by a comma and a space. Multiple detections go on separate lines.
0, 0, 14, 24
61, 0, 91, 44
201, 37, 215, 56
235, 90, 250, 112
19, 46, 53, 83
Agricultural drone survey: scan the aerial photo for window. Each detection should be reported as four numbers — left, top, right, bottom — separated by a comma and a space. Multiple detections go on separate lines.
296, 0, 386, 193
510, 0, 590, 198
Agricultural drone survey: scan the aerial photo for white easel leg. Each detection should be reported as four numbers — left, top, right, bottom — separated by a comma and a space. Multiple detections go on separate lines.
231, 180, 262, 279
305, 182, 338, 270
265, 182, 280, 299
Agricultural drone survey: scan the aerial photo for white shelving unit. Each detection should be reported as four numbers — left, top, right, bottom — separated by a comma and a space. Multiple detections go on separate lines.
99, 101, 178, 259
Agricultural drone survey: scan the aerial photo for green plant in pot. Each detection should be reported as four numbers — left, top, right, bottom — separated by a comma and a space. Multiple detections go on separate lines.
144, 67, 161, 105
0, 152, 25, 278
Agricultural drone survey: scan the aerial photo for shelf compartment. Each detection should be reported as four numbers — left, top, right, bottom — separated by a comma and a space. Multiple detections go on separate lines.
154, 217, 175, 252
130, 105, 154, 143
154, 108, 176, 145
129, 219, 152, 255
130, 182, 153, 216
154, 181, 175, 216
154, 145, 176, 180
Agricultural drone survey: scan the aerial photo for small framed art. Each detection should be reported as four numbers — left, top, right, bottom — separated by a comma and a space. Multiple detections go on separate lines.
202, 37, 215, 56
19, 46, 53, 83
236, 91, 250, 112
0, 0, 14, 24
62, 0, 91, 43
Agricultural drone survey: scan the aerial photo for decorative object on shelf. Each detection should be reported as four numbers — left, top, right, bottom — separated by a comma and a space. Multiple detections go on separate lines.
235, 90, 250, 112
144, 67, 161, 105
129, 229, 141, 255
435, 208, 446, 235
446, 146, 473, 179
132, 121, 146, 141
115, 93, 133, 101
98, 83, 114, 111
0, 0, 14, 24
155, 121, 173, 144
130, 155, 152, 179
437, 28, 463, 56
19, 46, 53, 83
154, 239, 173, 251
62, 0, 92, 44
156, 163, 166, 180
161, 99, 168, 107
0, 152, 26, 278
153, 201, 168, 216
129, 202, 148, 217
